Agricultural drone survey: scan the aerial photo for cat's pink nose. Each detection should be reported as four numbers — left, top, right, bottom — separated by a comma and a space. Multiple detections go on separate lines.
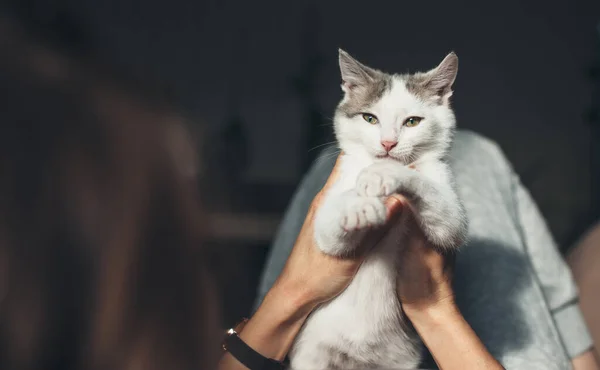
381, 140, 398, 152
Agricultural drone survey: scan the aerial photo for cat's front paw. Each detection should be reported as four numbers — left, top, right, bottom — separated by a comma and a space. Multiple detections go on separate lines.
314, 195, 387, 256
356, 162, 409, 197
339, 196, 387, 232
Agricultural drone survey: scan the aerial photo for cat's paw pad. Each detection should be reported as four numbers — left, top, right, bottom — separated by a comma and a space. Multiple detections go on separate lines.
340, 197, 387, 232
356, 164, 405, 197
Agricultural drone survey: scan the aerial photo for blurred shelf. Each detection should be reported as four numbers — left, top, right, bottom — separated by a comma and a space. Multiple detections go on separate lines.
198, 180, 297, 244
204, 212, 282, 243
199, 180, 297, 214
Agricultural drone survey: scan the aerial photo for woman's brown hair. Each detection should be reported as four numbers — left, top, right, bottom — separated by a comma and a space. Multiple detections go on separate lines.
0, 16, 219, 370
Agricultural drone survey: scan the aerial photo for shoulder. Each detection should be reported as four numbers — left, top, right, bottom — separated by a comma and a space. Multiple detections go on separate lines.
449, 131, 519, 215
450, 130, 514, 179
452, 130, 508, 165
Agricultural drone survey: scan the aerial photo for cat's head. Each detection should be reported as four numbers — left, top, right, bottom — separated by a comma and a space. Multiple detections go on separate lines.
334, 49, 458, 164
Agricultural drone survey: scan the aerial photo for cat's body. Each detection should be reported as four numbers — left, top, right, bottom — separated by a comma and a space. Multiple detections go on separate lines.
289, 51, 468, 369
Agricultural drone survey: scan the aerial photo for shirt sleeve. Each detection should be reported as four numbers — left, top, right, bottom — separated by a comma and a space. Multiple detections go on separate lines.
512, 172, 594, 358
253, 148, 338, 311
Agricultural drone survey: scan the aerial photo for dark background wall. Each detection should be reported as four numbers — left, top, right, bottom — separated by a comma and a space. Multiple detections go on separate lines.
6, 0, 600, 325
51, 0, 597, 245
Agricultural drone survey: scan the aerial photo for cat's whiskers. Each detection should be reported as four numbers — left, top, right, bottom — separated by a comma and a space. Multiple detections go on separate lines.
308, 141, 338, 153
314, 148, 342, 167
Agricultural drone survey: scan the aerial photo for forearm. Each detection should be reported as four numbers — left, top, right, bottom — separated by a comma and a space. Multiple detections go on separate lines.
572, 350, 600, 370
218, 284, 314, 370
406, 303, 505, 370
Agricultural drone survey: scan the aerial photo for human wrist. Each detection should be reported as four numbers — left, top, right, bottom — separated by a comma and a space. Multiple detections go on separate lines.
403, 297, 461, 329
262, 281, 317, 323
403, 300, 505, 370
236, 284, 313, 361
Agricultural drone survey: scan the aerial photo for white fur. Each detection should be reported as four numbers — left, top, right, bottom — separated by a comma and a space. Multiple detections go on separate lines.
290, 54, 467, 369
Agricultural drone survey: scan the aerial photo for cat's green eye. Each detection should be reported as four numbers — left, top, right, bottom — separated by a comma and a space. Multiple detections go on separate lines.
362, 113, 379, 125
404, 116, 423, 127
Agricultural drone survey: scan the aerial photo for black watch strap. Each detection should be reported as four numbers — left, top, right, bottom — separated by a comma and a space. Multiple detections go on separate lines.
223, 329, 285, 370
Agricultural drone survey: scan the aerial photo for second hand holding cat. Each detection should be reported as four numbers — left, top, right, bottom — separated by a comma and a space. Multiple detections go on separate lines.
385, 194, 456, 313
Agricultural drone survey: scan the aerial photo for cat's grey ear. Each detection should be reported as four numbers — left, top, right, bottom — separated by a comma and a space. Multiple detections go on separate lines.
423, 52, 458, 101
338, 49, 378, 93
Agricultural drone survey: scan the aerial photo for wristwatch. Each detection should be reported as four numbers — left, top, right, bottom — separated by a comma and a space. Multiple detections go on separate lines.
222, 318, 285, 370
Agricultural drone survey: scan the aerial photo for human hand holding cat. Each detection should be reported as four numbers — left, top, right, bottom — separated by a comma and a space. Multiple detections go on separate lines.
272, 156, 407, 314
384, 194, 456, 315
385, 195, 505, 370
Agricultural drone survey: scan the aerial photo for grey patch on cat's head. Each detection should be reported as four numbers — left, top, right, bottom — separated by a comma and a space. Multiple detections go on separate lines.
406, 52, 458, 104
336, 49, 392, 117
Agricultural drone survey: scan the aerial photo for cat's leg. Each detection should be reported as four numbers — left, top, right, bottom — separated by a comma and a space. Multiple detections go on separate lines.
355, 161, 467, 250
314, 191, 387, 256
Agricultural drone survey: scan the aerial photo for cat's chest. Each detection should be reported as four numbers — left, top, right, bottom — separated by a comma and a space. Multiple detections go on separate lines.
333, 156, 372, 192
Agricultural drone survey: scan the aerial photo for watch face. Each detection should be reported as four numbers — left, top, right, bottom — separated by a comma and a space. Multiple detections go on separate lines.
222, 318, 249, 352
221, 319, 285, 370
222, 328, 235, 352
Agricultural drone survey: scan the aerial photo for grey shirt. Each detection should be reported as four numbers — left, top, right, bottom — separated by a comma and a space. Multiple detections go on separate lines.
254, 131, 593, 369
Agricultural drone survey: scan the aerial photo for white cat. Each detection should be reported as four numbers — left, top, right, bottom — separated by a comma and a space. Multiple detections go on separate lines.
289, 50, 468, 369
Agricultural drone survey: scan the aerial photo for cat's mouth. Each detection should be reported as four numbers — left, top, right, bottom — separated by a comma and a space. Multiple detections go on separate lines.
375, 152, 409, 164
376, 153, 401, 160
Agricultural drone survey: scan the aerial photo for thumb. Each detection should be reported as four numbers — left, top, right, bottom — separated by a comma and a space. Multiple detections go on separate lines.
384, 194, 408, 219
